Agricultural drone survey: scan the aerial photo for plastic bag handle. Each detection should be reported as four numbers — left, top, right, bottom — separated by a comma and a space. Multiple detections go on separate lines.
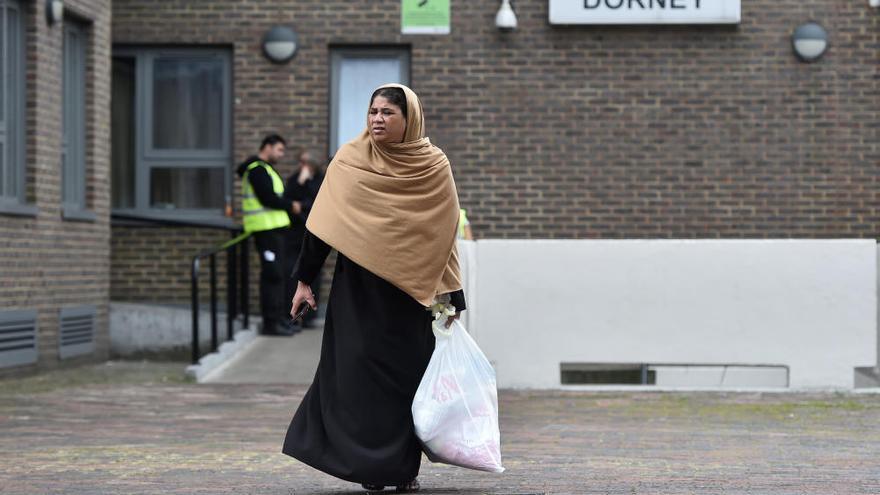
432, 319, 455, 339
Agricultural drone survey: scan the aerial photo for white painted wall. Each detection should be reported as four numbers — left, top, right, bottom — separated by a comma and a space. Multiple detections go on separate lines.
460, 240, 877, 390
457, 240, 478, 333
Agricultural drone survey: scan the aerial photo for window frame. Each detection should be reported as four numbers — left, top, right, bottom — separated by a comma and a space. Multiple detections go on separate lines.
62, 18, 91, 220
329, 46, 411, 157
0, 0, 31, 215
111, 46, 233, 225
142, 49, 232, 160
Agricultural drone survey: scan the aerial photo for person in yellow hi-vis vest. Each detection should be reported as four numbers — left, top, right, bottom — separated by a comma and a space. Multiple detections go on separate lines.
457, 208, 474, 240
236, 135, 302, 336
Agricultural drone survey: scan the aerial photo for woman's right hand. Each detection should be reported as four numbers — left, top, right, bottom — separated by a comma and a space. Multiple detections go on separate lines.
291, 281, 317, 319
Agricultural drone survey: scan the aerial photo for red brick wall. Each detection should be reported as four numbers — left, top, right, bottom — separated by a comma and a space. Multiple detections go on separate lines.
0, 0, 112, 376
108, 0, 879, 302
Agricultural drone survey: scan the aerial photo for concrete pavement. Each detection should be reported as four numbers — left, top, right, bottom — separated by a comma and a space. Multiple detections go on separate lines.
1, 360, 879, 494
202, 325, 324, 385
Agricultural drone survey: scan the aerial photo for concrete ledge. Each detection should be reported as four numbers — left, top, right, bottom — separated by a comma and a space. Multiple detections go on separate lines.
110, 302, 258, 356
185, 328, 258, 382
556, 385, 880, 394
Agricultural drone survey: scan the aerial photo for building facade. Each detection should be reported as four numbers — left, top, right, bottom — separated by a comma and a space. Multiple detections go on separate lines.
1, 0, 877, 372
107, 0, 879, 304
0, 0, 111, 375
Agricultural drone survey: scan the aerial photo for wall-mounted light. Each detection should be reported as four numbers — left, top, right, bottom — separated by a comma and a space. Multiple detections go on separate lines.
792, 22, 829, 63
45, 0, 63, 25
870, 0, 879, 8
262, 26, 298, 64
495, 0, 517, 31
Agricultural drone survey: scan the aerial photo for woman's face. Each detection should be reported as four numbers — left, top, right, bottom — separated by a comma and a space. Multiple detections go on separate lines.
369, 96, 406, 144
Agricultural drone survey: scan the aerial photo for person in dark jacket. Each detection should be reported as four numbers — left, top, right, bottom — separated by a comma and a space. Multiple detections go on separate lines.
235, 134, 302, 336
284, 149, 325, 328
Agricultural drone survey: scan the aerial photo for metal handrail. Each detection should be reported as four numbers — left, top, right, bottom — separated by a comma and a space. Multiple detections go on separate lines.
190, 230, 252, 364
111, 211, 238, 230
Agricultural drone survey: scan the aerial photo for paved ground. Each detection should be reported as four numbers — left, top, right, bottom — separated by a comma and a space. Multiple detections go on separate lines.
1, 360, 879, 495
203, 327, 323, 384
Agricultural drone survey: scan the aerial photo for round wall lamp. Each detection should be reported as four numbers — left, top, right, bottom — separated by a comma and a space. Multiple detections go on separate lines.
262, 26, 298, 64
45, 0, 63, 25
792, 22, 829, 63
495, 0, 517, 31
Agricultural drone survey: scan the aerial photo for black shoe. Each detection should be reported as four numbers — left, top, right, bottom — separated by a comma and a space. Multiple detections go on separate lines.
361, 484, 385, 492
395, 478, 419, 493
264, 321, 300, 337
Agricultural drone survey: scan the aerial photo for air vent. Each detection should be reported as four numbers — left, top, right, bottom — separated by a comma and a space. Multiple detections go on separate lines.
0, 310, 38, 368
562, 362, 789, 387
561, 363, 655, 385
59, 306, 95, 359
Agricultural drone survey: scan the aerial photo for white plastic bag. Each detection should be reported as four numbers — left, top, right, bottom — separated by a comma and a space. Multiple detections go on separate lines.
412, 318, 504, 473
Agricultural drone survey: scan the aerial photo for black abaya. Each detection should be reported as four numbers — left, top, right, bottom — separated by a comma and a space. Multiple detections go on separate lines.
282, 228, 466, 485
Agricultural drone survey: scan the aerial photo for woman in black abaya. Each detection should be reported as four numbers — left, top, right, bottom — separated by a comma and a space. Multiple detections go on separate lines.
282, 84, 466, 493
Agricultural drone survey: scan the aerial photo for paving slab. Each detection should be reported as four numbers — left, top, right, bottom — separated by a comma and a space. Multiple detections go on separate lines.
0, 361, 879, 495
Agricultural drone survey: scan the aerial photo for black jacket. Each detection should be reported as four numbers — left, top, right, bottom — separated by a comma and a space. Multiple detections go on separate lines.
236, 156, 293, 212
284, 167, 324, 222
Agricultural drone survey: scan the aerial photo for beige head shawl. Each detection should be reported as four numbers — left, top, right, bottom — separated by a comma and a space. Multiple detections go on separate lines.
305, 84, 462, 307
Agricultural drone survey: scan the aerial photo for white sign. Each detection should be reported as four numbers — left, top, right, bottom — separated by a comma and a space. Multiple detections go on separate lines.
550, 0, 740, 25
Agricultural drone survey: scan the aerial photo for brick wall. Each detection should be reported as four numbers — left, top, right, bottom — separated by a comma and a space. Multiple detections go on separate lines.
0, 0, 112, 376
111, 226, 230, 304
110, 224, 337, 323
109, 0, 879, 303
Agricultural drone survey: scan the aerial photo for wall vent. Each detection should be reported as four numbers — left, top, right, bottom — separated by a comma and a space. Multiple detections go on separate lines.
59, 306, 96, 359
0, 310, 38, 368
562, 362, 789, 387
561, 363, 655, 385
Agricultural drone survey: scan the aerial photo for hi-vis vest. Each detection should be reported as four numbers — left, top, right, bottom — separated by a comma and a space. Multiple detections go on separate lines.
242, 161, 291, 233
457, 208, 470, 239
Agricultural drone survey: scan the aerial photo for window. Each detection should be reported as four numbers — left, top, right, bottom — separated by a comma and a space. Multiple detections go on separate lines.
111, 48, 232, 221
329, 47, 410, 156
0, 0, 26, 209
62, 20, 89, 218
111, 56, 135, 209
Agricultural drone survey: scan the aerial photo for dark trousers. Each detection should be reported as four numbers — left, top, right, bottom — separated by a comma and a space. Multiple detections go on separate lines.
253, 227, 289, 332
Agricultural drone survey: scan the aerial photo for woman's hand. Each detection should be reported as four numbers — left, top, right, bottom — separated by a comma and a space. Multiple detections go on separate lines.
290, 281, 317, 320
297, 166, 314, 185
445, 310, 462, 329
